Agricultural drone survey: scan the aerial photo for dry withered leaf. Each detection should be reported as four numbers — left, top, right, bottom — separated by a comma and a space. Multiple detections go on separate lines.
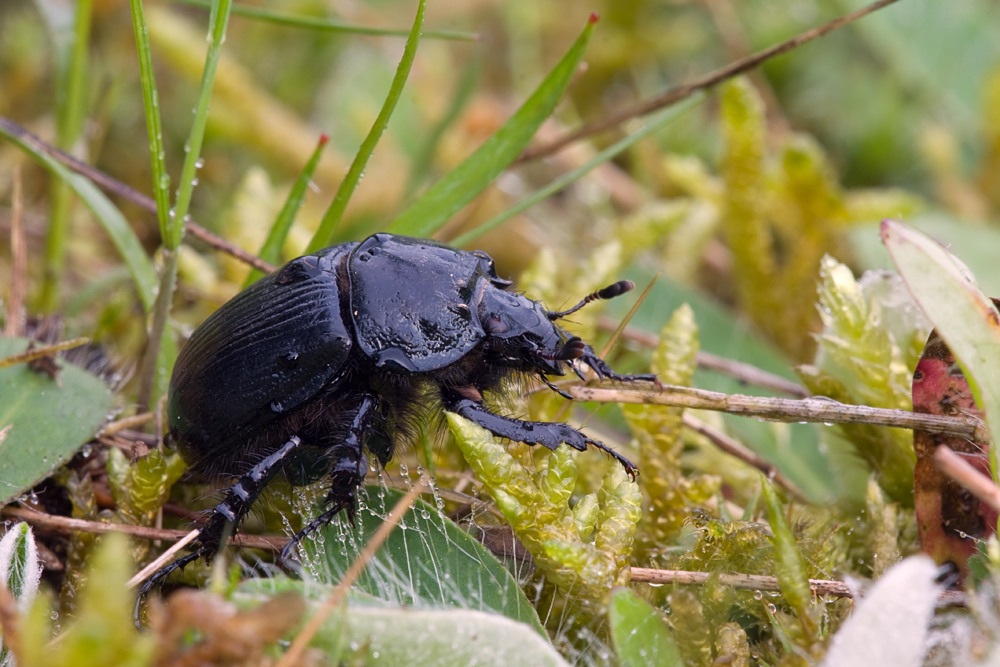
912, 320, 998, 580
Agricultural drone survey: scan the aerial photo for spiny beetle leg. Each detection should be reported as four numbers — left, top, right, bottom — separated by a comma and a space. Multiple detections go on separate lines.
134, 435, 303, 620
280, 392, 379, 567
540, 375, 574, 400
444, 393, 636, 478
578, 346, 663, 390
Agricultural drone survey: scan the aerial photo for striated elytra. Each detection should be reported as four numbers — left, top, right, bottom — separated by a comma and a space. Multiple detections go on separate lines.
138, 233, 658, 610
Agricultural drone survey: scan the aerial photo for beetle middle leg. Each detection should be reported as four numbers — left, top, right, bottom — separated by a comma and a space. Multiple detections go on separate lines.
279, 392, 380, 566
136, 435, 304, 617
442, 389, 637, 479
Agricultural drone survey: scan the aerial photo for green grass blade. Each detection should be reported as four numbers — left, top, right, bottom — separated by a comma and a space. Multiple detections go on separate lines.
127, 0, 172, 242
40, 0, 93, 312
0, 121, 156, 311
170, 0, 233, 248
387, 14, 598, 239
451, 95, 702, 248
244, 134, 329, 288
174, 0, 477, 41
305, 0, 426, 253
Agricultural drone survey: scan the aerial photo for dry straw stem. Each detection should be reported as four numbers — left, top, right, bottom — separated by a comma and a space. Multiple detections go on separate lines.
126, 529, 200, 589
628, 567, 967, 606
682, 413, 809, 503
0, 117, 276, 274
570, 385, 990, 444
519, 0, 904, 162
96, 412, 156, 437
0, 338, 90, 371
277, 478, 428, 667
933, 445, 1000, 513
5, 166, 25, 338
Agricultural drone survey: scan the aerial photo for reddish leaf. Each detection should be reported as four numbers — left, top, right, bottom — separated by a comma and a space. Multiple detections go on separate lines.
912, 311, 998, 580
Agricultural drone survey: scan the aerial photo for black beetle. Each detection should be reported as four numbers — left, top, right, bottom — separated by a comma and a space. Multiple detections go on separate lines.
140, 233, 657, 600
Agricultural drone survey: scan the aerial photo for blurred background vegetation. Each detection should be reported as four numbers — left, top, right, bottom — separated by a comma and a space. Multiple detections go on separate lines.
5, 0, 1000, 664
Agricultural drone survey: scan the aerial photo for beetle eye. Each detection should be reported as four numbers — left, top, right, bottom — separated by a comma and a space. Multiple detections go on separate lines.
485, 316, 509, 334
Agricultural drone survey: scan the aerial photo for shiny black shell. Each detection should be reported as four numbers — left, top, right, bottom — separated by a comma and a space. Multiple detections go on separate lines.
167, 233, 510, 466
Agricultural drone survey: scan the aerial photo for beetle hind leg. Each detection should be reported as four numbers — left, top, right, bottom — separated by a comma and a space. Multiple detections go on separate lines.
134, 435, 304, 621
280, 392, 380, 567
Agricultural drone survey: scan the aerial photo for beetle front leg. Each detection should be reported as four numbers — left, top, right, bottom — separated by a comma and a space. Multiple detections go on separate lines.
575, 341, 661, 388
442, 389, 637, 479
279, 392, 380, 566
136, 435, 303, 619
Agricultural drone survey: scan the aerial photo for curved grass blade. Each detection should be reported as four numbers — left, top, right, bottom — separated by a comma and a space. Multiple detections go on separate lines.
175, 0, 477, 41
450, 95, 702, 247
0, 121, 156, 311
387, 14, 599, 239
882, 219, 1000, 488
305, 0, 426, 253
244, 137, 329, 288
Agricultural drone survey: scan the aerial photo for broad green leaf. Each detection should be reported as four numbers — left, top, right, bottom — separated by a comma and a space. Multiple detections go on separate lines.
302, 485, 545, 636
0, 120, 157, 312
881, 219, 1000, 484
0, 338, 112, 505
387, 15, 597, 238
850, 213, 1000, 297
608, 587, 683, 667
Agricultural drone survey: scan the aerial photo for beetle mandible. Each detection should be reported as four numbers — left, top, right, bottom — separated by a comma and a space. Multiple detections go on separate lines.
140, 233, 658, 600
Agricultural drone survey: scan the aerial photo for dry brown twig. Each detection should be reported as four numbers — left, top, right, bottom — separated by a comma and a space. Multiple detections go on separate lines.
682, 413, 809, 503
0, 117, 276, 274
1, 506, 289, 551
628, 567, 967, 606
518, 0, 904, 162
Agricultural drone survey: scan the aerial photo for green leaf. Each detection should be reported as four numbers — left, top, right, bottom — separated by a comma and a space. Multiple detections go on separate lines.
0, 120, 157, 312
306, 0, 426, 252
0, 338, 112, 505
608, 587, 683, 667
301, 485, 546, 636
387, 14, 598, 238
881, 219, 1000, 485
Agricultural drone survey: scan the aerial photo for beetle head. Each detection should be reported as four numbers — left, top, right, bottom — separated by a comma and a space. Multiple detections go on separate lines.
478, 287, 582, 375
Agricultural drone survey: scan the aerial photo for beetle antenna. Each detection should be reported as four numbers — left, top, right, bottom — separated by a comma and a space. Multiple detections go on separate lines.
546, 280, 634, 320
